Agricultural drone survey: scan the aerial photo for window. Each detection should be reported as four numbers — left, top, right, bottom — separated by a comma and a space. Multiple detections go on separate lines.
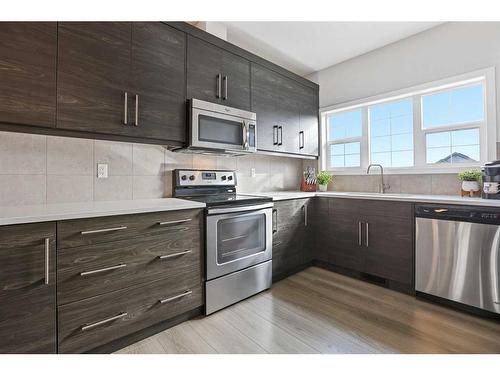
369, 99, 414, 168
320, 68, 495, 174
327, 109, 362, 168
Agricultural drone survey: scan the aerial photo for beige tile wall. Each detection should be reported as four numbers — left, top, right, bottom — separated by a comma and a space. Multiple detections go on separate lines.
0, 131, 303, 206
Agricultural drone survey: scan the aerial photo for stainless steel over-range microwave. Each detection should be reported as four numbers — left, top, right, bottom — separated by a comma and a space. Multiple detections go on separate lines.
184, 99, 257, 155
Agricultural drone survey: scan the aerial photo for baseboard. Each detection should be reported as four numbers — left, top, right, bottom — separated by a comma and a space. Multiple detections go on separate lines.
86, 307, 203, 354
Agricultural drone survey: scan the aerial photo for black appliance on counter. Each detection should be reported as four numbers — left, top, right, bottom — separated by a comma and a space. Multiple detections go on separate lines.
482, 160, 500, 199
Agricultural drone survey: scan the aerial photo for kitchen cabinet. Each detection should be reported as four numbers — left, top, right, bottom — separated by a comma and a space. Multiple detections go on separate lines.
272, 199, 312, 281
251, 63, 319, 157
186, 35, 251, 111
0, 223, 57, 353
315, 198, 413, 290
57, 22, 186, 143
0, 22, 57, 128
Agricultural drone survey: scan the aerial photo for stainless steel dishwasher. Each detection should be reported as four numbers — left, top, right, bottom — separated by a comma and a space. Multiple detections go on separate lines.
415, 204, 500, 314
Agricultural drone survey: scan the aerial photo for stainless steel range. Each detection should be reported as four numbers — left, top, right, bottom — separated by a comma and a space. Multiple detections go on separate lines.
173, 169, 273, 314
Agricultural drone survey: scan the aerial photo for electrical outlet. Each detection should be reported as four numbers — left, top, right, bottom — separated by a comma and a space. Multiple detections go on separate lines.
251, 167, 256, 178
97, 163, 108, 179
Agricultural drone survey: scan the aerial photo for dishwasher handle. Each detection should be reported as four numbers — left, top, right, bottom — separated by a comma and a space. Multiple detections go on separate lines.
415, 204, 500, 225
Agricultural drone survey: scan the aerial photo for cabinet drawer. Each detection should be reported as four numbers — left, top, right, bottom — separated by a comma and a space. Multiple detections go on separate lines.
57, 231, 202, 305
58, 277, 203, 353
329, 198, 412, 219
57, 209, 202, 249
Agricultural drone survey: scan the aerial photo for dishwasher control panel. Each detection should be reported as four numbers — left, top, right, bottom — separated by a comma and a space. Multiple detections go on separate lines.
415, 204, 500, 224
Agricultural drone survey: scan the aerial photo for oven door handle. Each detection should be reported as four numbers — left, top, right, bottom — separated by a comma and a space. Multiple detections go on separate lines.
207, 202, 274, 215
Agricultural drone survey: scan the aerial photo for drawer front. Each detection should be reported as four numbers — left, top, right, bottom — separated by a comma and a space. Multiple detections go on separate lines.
58, 277, 203, 353
274, 199, 308, 229
57, 209, 202, 249
329, 198, 412, 219
57, 230, 202, 305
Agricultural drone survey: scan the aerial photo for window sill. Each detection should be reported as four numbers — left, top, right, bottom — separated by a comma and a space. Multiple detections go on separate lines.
327, 164, 482, 175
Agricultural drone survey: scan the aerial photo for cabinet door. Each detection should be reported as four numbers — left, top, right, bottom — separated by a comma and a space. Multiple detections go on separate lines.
57, 22, 132, 134
325, 199, 366, 272
299, 85, 319, 156
186, 36, 223, 104
0, 22, 57, 128
251, 64, 281, 152
272, 199, 309, 279
364, 211, 413, 285
0, 223, 56, 353
220, 50, 251, 110
130, 23, 186, 142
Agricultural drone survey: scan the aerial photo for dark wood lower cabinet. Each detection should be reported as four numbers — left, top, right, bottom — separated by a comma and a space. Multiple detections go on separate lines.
0, 223, 57, 354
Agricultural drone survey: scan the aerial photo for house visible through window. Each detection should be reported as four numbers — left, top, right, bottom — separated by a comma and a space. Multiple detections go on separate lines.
321, 70, 493, 173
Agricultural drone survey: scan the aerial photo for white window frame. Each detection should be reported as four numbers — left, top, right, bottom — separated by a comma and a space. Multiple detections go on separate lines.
325, 109, 363, 169
319, 68, 497, 175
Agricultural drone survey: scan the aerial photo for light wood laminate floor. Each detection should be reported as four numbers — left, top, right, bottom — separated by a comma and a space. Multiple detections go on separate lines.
116, 267, 500, 354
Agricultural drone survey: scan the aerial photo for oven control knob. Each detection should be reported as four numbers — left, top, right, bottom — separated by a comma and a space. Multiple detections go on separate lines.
189, 175, 195, 181
221, 175, 227, 181
228, 175, 233, 181
181, 175, 187, 181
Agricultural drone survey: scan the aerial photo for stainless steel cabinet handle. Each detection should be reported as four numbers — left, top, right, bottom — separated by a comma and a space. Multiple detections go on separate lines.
366, 222, 369, 247
80, 263, 127, 276
159, 250, 192, 259
44, 238, 50, 285
123, 92, 128, 125
358, 222, 362, 246
81, 312, 128, 331
272, 209, 278, 233
158, 218, 192, 226
216, 74, 221, 99
304, 204, 308, 226
81, 226, 128, 235
159, 290, 192, 304
278, 126, 283, 146
223, 75, 228, 100
134, 94, 139, 126
273, 125, 278, 145
299, 131, 305, 150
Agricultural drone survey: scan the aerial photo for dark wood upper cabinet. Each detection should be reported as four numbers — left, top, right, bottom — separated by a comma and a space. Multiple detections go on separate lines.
252, 63, 318, 156
0, 222, 56, 354
187, 35, 251, 111
57, 22, 187, 143
0, 22, 57, 128
129, 23, 186, 142
57, 22, 133, 135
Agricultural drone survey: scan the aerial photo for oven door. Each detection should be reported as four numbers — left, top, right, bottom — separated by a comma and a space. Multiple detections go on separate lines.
191, 107, 256, 153
206, 203, 273, 280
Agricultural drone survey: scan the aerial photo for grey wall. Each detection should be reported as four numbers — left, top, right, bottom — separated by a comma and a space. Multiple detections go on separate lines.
0, 131, 302, 206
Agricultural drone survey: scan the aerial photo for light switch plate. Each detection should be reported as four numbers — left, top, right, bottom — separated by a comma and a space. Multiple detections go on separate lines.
97, 163, 108, 179
251, 167, 256, 178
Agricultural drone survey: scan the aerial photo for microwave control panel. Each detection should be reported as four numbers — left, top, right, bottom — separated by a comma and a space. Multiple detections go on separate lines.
177, 170, 236, 186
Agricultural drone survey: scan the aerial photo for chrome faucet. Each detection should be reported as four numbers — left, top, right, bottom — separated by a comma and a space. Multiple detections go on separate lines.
367, 164, 390, 194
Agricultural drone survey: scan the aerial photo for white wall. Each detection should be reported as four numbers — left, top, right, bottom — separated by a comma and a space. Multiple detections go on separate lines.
310, 22, 500, 140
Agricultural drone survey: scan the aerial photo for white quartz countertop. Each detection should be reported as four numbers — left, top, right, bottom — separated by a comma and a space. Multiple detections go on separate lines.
244, 191, 500, 207
0, 198, 206, 226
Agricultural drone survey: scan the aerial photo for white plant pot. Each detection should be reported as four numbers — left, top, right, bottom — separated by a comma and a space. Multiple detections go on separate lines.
318, 184, 328, 192
461, 180, 480, 192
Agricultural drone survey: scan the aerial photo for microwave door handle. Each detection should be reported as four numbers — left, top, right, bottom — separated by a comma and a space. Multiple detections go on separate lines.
242, 121, 249, 150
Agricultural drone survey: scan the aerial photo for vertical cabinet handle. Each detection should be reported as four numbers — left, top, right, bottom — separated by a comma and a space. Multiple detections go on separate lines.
223, 75, 228, 100
304, 204, 308, 226
365, 222, 369, 247
216, 74, 222, 99
272, 209, 278, 233
44, 238, 50, 285
299, 131, 305, 150
123, 92, 128, 125
358, 222, 362, 246
134, 94, 139, 126
278, 126, 283, 146
273, 126, 278, 145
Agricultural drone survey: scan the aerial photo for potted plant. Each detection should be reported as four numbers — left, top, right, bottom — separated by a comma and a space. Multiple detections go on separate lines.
458, 169, 482, 194
316, 171, 333, 192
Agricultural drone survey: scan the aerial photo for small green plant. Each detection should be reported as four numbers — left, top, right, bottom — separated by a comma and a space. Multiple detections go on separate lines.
458, 169, 482, 182
317, 171, 333, 185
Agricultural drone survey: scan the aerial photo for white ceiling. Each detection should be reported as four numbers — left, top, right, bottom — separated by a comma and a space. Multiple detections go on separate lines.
223, 22, 443, 77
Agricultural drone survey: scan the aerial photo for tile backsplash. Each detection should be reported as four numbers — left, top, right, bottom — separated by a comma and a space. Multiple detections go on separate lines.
0, 131, 302, 206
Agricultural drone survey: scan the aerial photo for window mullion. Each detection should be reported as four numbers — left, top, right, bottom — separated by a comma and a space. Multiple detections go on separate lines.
360, 107, 370, 169
413, 95, 426, 167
